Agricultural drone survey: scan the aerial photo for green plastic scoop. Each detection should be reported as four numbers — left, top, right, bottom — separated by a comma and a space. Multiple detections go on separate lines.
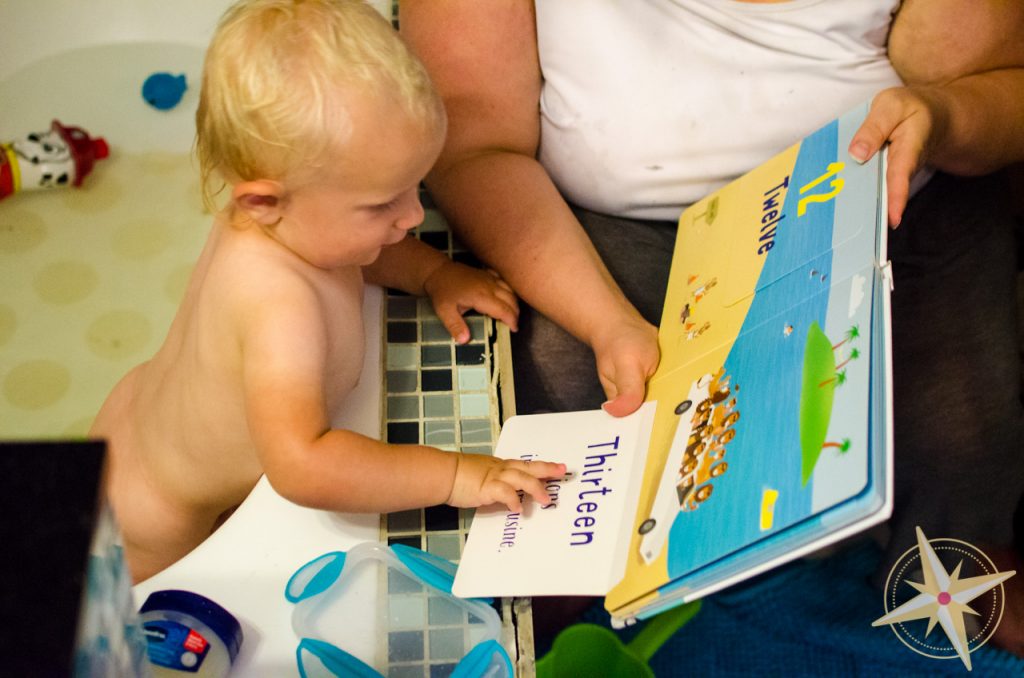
536, 601, 701, 678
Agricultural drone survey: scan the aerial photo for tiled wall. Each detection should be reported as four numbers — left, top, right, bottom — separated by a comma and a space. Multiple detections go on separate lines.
381, 202, 502, 556
378, 199, 526, 676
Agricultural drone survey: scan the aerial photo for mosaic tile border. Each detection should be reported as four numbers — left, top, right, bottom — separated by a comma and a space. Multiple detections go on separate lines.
377, 197, 517, 676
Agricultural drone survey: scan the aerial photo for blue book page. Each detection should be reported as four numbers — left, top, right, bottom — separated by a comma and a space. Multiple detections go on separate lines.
632, 265, 892, 623
607, 102, 891, 616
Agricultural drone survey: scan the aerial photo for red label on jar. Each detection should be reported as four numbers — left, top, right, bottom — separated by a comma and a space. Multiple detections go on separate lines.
184, 629, 208, 654
144, 620, 212, 672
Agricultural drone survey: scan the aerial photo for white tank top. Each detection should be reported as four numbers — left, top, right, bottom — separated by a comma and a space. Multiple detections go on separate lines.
536, 0, 903, 220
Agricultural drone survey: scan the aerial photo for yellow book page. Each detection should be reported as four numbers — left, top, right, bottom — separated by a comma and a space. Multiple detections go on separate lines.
606, 143, 800, 613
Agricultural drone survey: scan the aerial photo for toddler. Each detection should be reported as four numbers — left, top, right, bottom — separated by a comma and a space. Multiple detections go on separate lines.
90, 0, 564, 582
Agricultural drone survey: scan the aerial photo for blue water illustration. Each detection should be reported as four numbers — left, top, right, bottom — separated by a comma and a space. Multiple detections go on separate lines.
667, 122, 843, 577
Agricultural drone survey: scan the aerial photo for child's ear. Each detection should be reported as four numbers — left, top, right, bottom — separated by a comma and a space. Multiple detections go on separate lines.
231, 179, 285, 226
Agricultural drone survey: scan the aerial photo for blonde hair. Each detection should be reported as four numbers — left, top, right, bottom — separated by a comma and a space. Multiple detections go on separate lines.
196, 0, 443, 210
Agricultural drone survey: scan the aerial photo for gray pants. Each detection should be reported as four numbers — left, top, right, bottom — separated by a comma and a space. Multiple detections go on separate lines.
511, 171, 1024, 575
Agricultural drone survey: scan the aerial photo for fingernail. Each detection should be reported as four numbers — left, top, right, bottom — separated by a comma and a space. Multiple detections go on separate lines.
849, 142, 869, 163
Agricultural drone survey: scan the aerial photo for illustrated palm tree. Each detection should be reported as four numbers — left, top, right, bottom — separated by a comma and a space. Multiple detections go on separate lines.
818, 369, 847, 389
822, 438, 852, 455
693, 196, 719, 225
835, 348, 860, 371
832, 324, 860, 351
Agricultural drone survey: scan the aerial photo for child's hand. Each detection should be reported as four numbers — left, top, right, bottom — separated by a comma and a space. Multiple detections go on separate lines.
446, 454, 566, 512
423, 261, 519, 343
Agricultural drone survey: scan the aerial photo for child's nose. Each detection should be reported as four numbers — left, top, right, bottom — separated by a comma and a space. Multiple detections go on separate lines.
395, 194, 425, 232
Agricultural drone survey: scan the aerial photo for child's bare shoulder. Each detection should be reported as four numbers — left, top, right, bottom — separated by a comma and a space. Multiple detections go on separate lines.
194, 226, 364, 362
212, 233, 325, 312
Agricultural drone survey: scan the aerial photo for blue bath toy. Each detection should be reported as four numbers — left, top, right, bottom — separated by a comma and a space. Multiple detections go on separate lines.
142, 72, 187, 110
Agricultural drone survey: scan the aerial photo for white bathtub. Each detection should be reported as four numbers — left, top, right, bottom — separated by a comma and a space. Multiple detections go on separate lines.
1, 2, 233, 437
2, 2, 386, 673
0, 0, 390, 149
0, 0, 390, 80
0, 1, 233, 153
0, 1, 226, 77
1, 1, 392, 441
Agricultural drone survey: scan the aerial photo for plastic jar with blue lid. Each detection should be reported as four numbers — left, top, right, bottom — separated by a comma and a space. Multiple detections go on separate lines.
139, 590, 243, 677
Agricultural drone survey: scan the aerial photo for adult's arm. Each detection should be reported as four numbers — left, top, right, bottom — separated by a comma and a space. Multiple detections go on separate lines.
849, 0, 1024, 225
400, 0, 658, 415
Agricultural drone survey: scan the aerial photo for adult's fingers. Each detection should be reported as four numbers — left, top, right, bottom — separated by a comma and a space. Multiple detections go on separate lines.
601, 377, 646, 417
848, 88, 931, 226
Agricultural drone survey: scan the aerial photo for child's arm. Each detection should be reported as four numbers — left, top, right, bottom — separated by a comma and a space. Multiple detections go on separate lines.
271, 429, 565, 513
363, 235, 519, 343
239, 273, 560, 513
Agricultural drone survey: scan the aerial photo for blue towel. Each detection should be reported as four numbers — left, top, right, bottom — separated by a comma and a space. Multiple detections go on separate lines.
579, 541, 1024, 676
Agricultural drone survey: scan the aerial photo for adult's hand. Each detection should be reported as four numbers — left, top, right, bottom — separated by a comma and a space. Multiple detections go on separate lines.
848, 85, 943, 228
592, 318, 660, 417
850, 0, 1024, 228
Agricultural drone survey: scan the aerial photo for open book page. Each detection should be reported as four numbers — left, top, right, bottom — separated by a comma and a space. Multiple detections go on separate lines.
607, 103, 889, 613
452, 403, 656, 598
451, 102, 891, 620
611, 257, 893, 623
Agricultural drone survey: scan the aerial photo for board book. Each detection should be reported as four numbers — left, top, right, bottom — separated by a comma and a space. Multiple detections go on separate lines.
452, 101, 894, 626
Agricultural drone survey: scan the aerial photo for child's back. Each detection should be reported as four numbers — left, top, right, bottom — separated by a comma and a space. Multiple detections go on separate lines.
92, 205, 367, 581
